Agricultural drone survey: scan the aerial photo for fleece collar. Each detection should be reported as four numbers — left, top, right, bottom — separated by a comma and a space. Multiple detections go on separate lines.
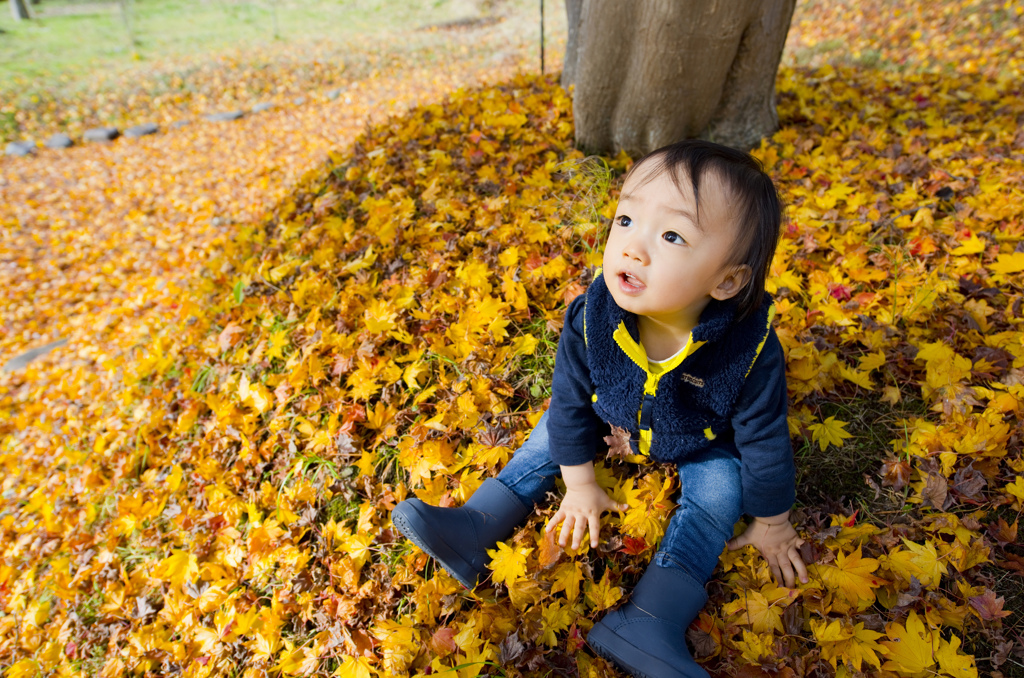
591, 270, 745, 348
583, 270, 776, 460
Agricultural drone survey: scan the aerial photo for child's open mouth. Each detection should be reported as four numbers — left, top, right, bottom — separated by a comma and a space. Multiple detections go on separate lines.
618, 271, 645, 293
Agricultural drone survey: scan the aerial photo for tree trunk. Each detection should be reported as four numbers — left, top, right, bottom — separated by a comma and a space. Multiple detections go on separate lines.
561, 0, 583, 92
10, 0, 30, 20
564, 0, 796, 155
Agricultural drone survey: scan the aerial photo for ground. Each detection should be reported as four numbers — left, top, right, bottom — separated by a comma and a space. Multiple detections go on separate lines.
0, 1, 1022, 677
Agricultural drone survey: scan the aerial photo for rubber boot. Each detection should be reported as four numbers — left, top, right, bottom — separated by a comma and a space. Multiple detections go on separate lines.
587, 563, 710, 678
391, 478, 532, 589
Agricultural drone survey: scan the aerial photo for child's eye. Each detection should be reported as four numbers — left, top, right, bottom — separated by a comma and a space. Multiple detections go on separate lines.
617, 215, 632, 227
663, 231, 686, 245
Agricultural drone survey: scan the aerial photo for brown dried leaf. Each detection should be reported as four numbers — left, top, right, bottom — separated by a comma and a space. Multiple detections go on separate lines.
921, 473, 950, 510
536, 528, 562, 571
686, 626, 718, 659
881, 458, 912, 491
987, 517, 1018, 547
604, 424, 633, 459
217, 322, 245, 351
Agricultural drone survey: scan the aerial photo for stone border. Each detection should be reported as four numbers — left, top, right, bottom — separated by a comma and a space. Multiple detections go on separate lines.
1, 338, 68, 372
3, 87, 350, 156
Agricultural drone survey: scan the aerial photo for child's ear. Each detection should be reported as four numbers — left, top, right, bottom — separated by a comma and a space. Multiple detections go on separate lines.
710, 264, 752, 301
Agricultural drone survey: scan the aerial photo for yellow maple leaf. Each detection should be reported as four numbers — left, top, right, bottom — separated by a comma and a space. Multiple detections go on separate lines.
486, 542, 532, 586
508, 578, 545, 611
238, 371, 252, 402
167, 464, 184, 492
344, 245, 377, 274
403, 361, 429, 389
722, 589, 786, 634
736, 629, 776, 664
5, 660, 41, 678
882, 538, 947, 587
881, 385, 902, 404
808, 415, 853, 451
341, 533, 374, 570
811, 618, 884, 672
451, 615, 484, 653
549, 561, 583, 602
248, 382, 272, 413
880, 610, 939, 675
808, 546, 882, 610
364, 298, 398, 333
838, 363, 875, 389
456, 641, 497, 678
512, 334, 539, 356
274, 645, 317, 675
1004, 476, 1024, 508
372, 617, 420, 674
266, 328, 291, 361
154, 550, 199, 589
335, 656, 375, 678
248, 628, 282, 661
988, 251, 1024, 275
248, 519, 285, 555
584, 570, 622, 611
936, 634, 978, 677
266, 258, 300, 283
539, 600, 572, 646
858, 350, 887, 372
950, 234, 985, 255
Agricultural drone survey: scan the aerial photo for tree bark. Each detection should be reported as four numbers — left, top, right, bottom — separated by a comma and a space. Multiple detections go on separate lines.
10, 0, 31, 21
566, 0, 796, 155
561, 0, 584, 92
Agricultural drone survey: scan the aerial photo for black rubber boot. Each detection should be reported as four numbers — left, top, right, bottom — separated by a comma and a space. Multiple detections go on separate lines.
391, 478, 532, 589
587, 563, 710, 678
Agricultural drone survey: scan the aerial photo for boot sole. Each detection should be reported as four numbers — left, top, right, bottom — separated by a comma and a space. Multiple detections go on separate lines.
588, 620, 704, 678
391, 502, 483, 590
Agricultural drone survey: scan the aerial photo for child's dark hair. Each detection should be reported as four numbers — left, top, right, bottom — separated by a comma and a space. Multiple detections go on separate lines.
623, 139, 783, 320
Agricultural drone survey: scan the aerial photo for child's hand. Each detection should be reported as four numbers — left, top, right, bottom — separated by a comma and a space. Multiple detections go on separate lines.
546, 482, 626, 551
727, 514, 808, 588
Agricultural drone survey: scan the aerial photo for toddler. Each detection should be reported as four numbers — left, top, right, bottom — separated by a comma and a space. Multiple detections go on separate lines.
391, 139, 808, 678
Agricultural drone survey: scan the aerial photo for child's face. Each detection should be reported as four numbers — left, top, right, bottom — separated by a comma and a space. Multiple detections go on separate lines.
603, 164, 751, 327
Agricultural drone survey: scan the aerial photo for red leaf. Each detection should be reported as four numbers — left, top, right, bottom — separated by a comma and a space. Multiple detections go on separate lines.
430, 626, 458, 655
621, 535, 647, 556
969, 590, 1011, 620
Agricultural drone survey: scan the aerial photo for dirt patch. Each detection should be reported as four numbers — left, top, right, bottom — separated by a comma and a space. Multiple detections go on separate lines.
34, 2, 119, 16
420, 16, 504, 32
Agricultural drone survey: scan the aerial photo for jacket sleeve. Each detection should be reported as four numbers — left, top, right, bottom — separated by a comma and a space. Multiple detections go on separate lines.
546, 293, 605, 466
731, 328, 796, 517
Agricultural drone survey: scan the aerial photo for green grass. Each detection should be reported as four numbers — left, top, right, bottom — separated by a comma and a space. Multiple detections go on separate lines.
794, 393, 928, 519
0, 0, 566, 141
0, 0, 566, 142
506, 313, 560, 403
0, 0, 485, 86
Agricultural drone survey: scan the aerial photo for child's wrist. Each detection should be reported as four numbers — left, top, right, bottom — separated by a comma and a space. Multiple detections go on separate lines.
752, 512, 791, 527
563, 478, 601, 492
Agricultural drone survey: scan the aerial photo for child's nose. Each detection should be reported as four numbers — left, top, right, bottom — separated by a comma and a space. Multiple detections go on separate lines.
623, 236, 649, 264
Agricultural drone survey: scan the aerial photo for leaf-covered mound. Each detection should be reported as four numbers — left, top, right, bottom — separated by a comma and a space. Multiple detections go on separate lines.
3, 12, 1024, 678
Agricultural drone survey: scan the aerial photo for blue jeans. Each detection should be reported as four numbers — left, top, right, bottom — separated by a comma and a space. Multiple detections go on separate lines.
496, 411, 742, 585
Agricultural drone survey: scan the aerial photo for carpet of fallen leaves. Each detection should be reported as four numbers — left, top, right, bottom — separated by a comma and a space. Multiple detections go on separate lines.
0, 4, 557, 146
2, 1, 1024, 677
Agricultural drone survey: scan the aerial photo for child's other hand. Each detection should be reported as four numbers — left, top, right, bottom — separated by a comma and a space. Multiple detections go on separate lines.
727, 514, 808, 588
546, 483, 627, 551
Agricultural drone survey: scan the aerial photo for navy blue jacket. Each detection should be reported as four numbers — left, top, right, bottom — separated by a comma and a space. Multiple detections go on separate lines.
546, 272, 796, 518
